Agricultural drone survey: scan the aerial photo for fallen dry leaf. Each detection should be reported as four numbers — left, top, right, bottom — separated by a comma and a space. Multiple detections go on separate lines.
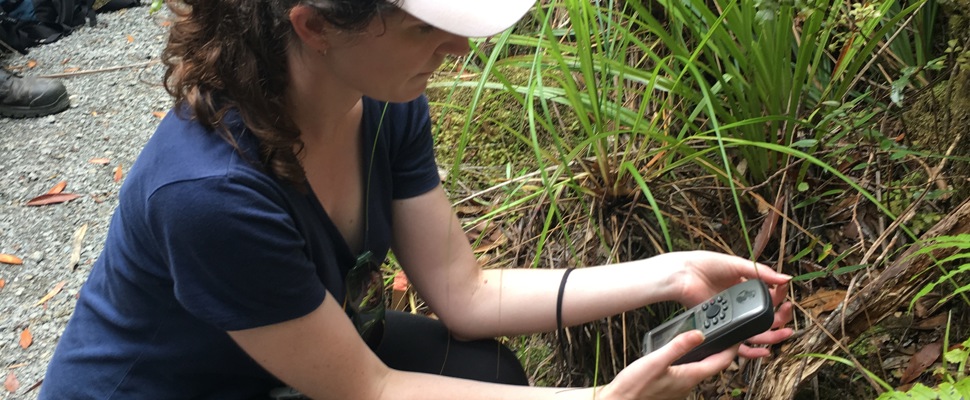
90, 192, 110, 204
799, 289, 848, 317
391, 270, 411, 312
25, 193, 81, 206
0, 279, 5, 289
913, 313, 949, 330
152, 110, 167, 119
467, 221, 507, 254
19, 328, 32, 349
36, 281, 66, 306
393, 270, 409, 292
455, 205, 489, 216
900, 340, 943, 384
26, 59, 37, 69
473, 233, 507, 254
63, 67, 80, 73
47, 181, 67, 195
89, 157, 111, 165
113, 164, 124, 182
160, 20, 172, 27
126, 34, 134, 43
67, 224, 89, 271
4, 372, 18, 393
0, 254, 24, 265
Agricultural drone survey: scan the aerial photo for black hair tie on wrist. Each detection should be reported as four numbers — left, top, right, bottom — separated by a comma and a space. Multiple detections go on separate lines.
556, 267, 575, 360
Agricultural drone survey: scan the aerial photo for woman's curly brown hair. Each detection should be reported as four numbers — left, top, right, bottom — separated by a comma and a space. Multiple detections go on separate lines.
161, 0, 395, 187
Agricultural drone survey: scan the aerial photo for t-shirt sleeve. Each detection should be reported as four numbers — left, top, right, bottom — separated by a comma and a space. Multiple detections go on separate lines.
144, 176, 327, 331
388, 96, 441, 199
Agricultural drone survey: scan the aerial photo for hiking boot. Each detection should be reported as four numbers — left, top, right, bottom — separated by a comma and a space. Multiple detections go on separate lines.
0, 68, 70, 118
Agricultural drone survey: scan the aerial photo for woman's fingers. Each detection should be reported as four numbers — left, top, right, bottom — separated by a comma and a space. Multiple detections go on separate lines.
738, 325, 793, 359
674, 343, 741, 380
738, 302, 794, 358
770, 282, 790, 306
662, 331, 739, 380
770, 302, 794, 329
659, 330, 706, 365
745, 327, 794, 346
738, 326, 793, 359
608, 330, 740, 400
743, 302, 794, 345
742, 261, 791, 284
737, 344, 770, 359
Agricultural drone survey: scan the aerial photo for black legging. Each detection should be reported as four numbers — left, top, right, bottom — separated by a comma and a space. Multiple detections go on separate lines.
266, 312, 528, 399
374, 311, 529, 385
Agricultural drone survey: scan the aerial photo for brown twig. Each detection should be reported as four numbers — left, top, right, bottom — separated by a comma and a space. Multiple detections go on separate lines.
39, 60, 158, 79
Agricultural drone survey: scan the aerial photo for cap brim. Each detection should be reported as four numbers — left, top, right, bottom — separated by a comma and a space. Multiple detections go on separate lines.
398, 0, 535, 37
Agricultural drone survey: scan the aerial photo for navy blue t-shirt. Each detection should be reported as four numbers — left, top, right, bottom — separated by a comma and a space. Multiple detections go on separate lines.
40, 97, 441, 399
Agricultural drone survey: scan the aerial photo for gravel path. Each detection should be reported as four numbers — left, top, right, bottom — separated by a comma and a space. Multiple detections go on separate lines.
1, 5, 170, 398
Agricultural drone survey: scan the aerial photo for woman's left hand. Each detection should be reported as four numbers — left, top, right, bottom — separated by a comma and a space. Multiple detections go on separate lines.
651, 251, 795, 359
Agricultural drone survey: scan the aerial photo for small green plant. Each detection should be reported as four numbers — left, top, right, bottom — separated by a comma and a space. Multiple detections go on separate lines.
870, 239, 970, 399
876, 326, 970, 399
909, 234, 970, 310
875, 379, 970, 399
802, 332, 970, 399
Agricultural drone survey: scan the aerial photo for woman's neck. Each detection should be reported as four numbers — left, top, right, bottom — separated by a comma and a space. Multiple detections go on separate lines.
286, 46, 362, 143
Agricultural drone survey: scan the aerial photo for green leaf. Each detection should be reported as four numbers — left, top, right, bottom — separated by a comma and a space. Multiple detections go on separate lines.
833, 264, 868, 276
907, 383, 943, 399
937, 382, 963, 400
852, 162, 871, 171
954, 378, 970, 396
792, 270, 829, 281
819, 243, 833, 262
149, 0, 164, 14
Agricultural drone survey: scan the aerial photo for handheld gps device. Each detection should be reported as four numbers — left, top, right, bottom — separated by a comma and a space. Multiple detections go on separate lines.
641, 279, 774, 365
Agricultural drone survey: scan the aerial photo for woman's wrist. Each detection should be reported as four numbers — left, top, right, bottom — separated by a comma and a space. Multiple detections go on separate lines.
639, 252, 692, 304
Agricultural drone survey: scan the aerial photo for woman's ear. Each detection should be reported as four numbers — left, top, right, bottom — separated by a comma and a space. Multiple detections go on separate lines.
289, 5, 329, 53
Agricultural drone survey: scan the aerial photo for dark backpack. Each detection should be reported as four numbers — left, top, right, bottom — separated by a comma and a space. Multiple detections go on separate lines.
0, 0, 96, 54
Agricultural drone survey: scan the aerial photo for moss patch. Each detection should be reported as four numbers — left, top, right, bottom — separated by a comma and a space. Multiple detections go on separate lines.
902, 0, 970, 202
426, 65, 579, 190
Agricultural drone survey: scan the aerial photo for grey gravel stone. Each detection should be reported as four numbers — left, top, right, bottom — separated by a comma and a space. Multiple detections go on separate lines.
1, 5, 170, 398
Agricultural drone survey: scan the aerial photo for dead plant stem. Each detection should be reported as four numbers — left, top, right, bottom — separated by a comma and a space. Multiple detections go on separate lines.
39, 60, 157, 79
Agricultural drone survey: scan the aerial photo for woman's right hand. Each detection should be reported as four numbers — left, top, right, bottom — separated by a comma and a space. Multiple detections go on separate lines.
597, 330, 738, 400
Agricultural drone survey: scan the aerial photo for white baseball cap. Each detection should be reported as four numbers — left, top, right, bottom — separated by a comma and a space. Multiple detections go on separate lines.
397, 0, 535, 37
